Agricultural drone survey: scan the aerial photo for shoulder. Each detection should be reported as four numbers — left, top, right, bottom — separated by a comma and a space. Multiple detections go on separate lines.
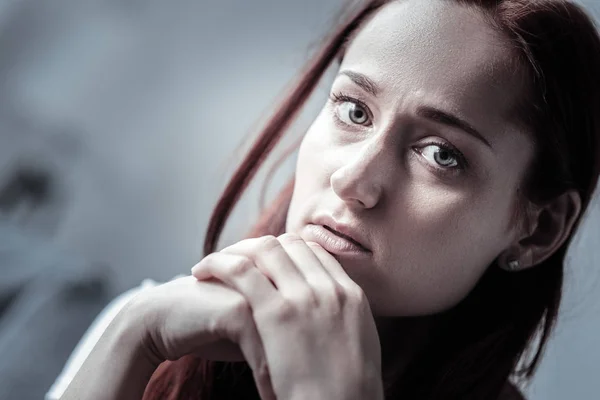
498, 382, 527, 400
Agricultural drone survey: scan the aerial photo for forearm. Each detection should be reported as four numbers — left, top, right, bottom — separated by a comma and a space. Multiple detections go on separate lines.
60, 301, 161, 400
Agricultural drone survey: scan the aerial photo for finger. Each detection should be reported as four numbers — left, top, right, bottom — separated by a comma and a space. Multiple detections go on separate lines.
191, 252, 278, 310
236, 324, 277, 400
221, 238, 276, 283
220, 236, 307, 294
192, 253, 278, 399
214, 303, 277, 400
305, 241, 357, 288
276, 233, 336, 286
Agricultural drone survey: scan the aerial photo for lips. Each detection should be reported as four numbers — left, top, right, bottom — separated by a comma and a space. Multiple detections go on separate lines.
322, 225, 370, 252
304, 224, 371, 258
312, 214, 371, 252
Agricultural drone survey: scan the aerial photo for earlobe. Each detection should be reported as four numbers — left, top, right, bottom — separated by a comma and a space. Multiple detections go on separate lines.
502, 189, 582, 271
496, 249, 527, 272
498, 257, 521, 272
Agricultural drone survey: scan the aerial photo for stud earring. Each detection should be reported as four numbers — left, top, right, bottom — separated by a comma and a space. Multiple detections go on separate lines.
504, 259, 520, 272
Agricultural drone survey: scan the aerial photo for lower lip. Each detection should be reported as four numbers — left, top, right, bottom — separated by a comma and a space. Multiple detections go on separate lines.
303, 224, 371, 258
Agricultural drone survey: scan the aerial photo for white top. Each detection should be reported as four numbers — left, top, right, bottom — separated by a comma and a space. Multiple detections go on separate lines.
44, 278, 176, 400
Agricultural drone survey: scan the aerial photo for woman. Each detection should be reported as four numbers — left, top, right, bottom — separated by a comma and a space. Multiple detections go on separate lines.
59, 0, 600, 399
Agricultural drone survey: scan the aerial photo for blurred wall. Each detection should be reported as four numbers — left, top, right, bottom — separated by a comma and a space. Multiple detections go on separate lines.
0, 0, 339, 294
0, 0, 598, 399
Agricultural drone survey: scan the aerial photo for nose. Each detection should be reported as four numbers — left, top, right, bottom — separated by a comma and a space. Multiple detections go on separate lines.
330, 140, 389, 210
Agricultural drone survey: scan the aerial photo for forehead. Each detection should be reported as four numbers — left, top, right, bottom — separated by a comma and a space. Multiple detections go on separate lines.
340, 0, 524, 135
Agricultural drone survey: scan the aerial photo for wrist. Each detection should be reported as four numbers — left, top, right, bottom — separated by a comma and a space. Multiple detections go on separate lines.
60, 294, 162, 400
117, 291, 166, 367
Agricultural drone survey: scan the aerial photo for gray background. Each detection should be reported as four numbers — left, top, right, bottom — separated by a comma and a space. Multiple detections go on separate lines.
0, 0, 597, 398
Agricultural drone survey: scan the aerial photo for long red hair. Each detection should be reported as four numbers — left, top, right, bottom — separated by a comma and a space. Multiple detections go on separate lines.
143, 1, 600, 398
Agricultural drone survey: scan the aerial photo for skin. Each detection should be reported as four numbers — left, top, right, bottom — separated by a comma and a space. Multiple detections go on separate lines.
61, 1, 583, 399
287, 0, 536, 316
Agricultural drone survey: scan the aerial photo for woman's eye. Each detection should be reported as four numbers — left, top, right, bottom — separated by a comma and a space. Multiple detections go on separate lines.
417, 143, 467, 170
421, 144, 458, 168
335, 101, 371, 126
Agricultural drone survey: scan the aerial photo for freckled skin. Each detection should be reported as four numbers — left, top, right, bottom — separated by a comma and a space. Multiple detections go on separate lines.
285, 0, 535, 316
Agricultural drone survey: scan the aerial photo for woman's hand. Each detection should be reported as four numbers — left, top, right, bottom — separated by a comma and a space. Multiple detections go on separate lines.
191, 233, 384, 400
129, 276, 277, 400
62, 275, 277, 400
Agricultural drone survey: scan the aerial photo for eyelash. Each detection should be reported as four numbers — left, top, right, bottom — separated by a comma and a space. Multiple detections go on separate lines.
412, 140, 469, 175
329, 91, 373, 126
328, 91, 469, 176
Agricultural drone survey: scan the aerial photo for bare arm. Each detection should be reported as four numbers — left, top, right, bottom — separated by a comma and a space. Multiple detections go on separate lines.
58, 277, 271, 400
60, 300, 160, 400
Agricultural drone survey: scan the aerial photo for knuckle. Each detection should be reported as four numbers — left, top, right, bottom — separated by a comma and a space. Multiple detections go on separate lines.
197, 252, 217, 267
330, 282, 348, 303
310, 279, 341, 299
258, 235, 278, 245
258, 235, 282, 253
277, 232, 303, 244
226, 255, 253, 276
347, 285, 367, 305
313, 282, 345, 312
288, 287, 318, 309
269, 299, 298, 322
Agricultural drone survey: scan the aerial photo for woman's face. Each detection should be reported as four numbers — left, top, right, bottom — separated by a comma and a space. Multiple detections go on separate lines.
286, 0, 535, 316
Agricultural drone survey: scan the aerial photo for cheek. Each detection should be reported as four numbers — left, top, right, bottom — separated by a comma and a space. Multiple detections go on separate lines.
294, 117, 336, 186
286, 121, 332, 230
369, 190, 509, 316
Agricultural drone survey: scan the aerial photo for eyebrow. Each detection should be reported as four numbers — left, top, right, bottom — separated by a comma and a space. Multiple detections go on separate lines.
337, 70, 493, 149
338, 70, 380, 96
416, 106, 492, 149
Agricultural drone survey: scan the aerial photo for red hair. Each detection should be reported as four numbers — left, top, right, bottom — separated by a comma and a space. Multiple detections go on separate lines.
143, 1, 600, 398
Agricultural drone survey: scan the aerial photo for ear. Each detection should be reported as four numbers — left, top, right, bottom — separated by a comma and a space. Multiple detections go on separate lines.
508, 189, 582, 269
